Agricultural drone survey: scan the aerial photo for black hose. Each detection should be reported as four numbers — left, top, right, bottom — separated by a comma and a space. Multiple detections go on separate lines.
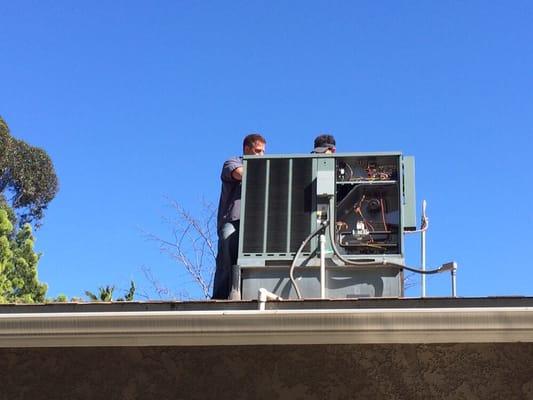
289, 221, 330, 299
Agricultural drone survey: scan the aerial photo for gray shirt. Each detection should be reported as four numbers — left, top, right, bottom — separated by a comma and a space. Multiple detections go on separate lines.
217, 156, 243, 231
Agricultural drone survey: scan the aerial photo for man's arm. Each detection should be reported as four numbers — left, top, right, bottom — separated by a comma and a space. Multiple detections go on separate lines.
231, 166, 243, 181
222, 157, 243, 182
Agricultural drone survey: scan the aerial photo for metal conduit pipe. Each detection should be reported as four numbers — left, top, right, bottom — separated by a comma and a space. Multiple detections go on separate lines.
420, 200, 428, 297
319, 232, 327, 299
289, 221, 330, 300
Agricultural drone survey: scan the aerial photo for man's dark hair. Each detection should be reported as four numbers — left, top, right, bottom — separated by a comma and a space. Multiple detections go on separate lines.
314, 134, 336, 149
243, 133, 266, 150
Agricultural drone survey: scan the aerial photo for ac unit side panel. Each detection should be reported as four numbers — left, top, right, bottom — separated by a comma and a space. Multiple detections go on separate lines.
266, 158, 290, 253
242, 159, 267, 254
241, 157, 315, 257
289, 158, 314, 253
240, 266, 403, 300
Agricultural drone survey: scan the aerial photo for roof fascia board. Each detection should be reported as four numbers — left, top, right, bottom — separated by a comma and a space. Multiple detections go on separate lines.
1, 307, 533, 348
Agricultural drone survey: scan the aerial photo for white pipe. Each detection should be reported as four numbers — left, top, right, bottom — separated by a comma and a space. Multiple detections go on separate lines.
319, 233, 326, 299
258, 288, 282, 311
438, 262, 458, 297
451, 263, 458, 297
421, 200, 427, 298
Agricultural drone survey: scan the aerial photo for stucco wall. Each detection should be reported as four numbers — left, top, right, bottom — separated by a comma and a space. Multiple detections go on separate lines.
2, 343, 533, 400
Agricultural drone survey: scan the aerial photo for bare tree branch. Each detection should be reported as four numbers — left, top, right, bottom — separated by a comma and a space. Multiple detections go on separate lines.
140, 265, 172, 299
143, 200, 217, 299
404, 272, 419, 291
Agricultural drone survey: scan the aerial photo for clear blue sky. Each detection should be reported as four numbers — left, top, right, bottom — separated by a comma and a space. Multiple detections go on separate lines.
1, 1, 531, 300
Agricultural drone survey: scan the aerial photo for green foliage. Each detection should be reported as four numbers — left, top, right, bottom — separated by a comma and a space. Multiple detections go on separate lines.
0, 116, 58, 226
85, 285, 115, 302
0, 209, 14, 298
85, 281, 136, 302
0, 195, 16, 226
0, 205, 47, 303
50, 294, 68, 302
121, 280, 136, 301
0, 117, 56, 303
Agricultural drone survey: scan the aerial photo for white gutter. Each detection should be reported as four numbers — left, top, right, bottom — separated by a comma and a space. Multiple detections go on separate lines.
1, 307, 533, 348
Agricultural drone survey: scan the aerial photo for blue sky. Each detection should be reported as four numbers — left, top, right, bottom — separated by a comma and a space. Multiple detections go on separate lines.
1, 1, 531, 300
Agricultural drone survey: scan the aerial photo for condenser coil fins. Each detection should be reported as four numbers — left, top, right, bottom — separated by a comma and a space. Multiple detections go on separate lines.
242, 157, 313, 256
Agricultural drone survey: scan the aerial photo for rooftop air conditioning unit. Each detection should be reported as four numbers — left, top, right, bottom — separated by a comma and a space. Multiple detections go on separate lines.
233, 152, 416, 300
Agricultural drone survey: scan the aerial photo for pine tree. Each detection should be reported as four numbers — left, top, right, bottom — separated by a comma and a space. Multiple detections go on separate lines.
0, 206, 47, 303
0, 117, 55, 303
0, 209, 14, 300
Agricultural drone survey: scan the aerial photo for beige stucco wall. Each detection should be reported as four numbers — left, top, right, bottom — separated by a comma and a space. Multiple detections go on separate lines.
2, 343, 533, 399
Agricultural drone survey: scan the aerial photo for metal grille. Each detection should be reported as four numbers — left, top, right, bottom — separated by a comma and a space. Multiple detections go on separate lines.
266, 159, 290, 253
242, 159, 266, 253
289, 158, 313, 252
242, 157, 313, 255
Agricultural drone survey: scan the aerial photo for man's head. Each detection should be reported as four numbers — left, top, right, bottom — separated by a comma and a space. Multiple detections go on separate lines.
243, 133, 266, 155
313, 134, 336, 154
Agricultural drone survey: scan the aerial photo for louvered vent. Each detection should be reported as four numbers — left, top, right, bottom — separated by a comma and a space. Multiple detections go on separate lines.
242, 157, 313, 255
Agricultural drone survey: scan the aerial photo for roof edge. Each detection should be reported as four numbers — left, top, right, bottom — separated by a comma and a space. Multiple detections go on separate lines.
1, 307, 533, 347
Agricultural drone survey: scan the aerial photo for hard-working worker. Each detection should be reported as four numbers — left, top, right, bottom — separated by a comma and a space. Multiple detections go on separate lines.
212, 133, 266, 299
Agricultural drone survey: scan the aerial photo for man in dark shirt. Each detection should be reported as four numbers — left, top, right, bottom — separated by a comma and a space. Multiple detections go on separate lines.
312, 134, 336, 154
212, 133, 266, 299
